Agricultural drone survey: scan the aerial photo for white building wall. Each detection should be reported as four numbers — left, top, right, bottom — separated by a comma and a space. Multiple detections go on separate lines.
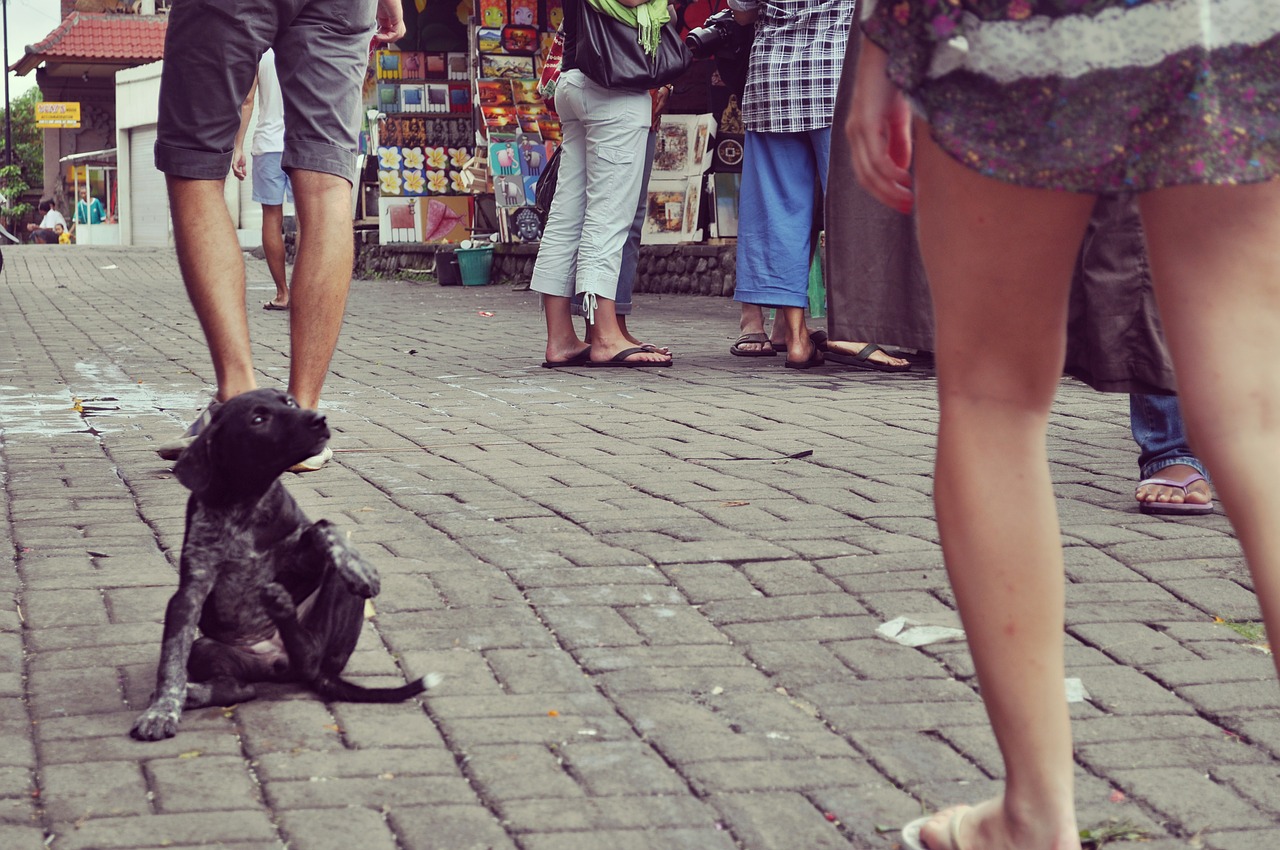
115, 61, 259, 247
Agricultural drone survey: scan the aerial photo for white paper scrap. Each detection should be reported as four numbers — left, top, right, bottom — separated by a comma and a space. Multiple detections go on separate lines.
1065, 678, 1090, 704
876, 616, 966, 647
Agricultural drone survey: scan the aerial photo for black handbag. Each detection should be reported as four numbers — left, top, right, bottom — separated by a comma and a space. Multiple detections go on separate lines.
535, 145, 563, 227
575, 7, 692, 91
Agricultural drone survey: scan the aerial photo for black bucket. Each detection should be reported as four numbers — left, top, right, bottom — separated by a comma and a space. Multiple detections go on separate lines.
437, 252, 462, 286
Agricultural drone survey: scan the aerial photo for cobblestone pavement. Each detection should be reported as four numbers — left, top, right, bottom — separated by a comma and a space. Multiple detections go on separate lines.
1, 245, 1278, 850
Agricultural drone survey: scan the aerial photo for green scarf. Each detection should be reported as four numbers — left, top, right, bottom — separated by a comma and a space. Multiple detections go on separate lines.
584, 0, 670, 58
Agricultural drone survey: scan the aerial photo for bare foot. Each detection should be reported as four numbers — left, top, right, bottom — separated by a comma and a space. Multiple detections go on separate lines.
1135, 463, 1213, 508
822, 339, 909, 368
544, 342, 590, 365
734, 305, 772, 354
585, 323, 671, 355
783, 335, 821, 367
591, 344, 670, 365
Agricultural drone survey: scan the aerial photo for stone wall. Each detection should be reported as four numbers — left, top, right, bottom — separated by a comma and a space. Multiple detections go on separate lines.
353, 232, 738, 298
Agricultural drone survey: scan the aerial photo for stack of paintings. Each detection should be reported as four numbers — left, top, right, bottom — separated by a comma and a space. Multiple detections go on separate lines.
642, 114, 717, 245
475, 0, 563, 242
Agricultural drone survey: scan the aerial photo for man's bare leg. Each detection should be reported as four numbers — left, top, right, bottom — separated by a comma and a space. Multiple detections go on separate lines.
779, 305, 818, 364
261, 203, 289, 308
167, 176, 257, 402
733, 303, 775, 354
286, 169, 354, 410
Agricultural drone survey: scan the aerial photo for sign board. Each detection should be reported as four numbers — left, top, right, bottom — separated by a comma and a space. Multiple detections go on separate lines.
36, 102, 81, 129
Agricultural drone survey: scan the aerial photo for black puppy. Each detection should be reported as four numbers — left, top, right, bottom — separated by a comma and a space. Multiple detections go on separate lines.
132, 389, 425, 741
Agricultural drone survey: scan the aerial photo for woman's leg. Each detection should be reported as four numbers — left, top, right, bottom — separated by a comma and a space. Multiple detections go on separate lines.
913, 128, 1095, 850
529, 76, 589, 364
575, 84, 667, 364
1140, 179, 1280, 673
579, 131, 670, 353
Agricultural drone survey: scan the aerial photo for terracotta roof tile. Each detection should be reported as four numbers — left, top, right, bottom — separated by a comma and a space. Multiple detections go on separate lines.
22, 12, 168, 65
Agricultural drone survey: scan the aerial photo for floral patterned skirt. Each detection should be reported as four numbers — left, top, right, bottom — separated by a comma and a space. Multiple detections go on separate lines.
862, 0, 1280, 193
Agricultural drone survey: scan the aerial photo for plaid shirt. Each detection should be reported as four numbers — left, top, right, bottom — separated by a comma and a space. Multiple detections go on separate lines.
740, 0, 855, 133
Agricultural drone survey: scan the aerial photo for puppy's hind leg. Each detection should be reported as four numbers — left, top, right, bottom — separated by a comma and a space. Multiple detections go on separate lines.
185, 638, 260, 708
261, 582, 327, 682
303, 519, 380, 598
301, 562, 428, 704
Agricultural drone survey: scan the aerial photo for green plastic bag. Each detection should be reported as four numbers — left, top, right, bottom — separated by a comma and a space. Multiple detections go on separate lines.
807, 233, 826, 319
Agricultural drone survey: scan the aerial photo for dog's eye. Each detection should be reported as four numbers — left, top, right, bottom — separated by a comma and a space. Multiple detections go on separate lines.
285, 397, 298, 408
251, 414, 266, 425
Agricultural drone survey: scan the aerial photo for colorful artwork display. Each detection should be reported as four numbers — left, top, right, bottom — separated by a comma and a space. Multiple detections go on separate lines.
378, 196, 474, 244
377, 144, 475, 197
486, 134, 555, 209
652, 114, 717, 178
471, 0, 565, 242
641, 177, 703, 245
366, 0, 619, 241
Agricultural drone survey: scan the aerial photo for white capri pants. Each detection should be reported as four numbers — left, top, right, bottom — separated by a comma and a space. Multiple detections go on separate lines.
529, 69, 651, 320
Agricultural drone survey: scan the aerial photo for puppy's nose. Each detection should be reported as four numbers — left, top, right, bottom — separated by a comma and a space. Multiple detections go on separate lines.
304, 411, 327, 431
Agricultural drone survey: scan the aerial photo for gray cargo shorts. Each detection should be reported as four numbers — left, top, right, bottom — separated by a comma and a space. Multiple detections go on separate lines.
155, 0, 375, 186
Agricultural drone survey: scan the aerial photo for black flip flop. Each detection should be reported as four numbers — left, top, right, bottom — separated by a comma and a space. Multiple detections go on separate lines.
589, 346, 672, 367
730, 332, 776, 357
822, 342, 910, 372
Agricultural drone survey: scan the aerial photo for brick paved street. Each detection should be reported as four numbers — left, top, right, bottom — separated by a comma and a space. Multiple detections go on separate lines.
2, 245, 1278, 849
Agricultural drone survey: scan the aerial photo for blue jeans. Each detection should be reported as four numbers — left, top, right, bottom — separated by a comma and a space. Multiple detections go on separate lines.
1129, 393, 1207, 481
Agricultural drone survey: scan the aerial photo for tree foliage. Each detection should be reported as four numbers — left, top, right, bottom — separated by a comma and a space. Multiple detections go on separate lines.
2, 88, 45, 191
0, 164, 33, 235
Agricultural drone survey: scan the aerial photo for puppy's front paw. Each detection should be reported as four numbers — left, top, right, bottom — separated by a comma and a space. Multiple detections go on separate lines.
311, 521, 380, 597
131, 701, 182, 741
261, 582, 297, 620
344, 564, 380, 599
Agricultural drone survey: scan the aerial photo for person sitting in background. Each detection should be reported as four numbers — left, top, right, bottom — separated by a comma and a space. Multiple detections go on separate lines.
27, 201, 68, 244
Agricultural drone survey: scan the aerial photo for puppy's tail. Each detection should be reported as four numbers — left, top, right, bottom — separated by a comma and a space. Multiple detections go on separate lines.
314, 673, 432, 703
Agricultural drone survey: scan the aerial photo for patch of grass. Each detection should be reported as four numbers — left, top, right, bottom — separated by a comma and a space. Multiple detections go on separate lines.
1214, 616, 1268, 646
1080, 819, 1150, 847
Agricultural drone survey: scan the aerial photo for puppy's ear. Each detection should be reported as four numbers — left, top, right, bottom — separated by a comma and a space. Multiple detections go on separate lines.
173, 429, 215, 495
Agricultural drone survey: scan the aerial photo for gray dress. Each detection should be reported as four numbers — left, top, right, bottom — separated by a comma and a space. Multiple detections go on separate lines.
822, 29, 1176, 396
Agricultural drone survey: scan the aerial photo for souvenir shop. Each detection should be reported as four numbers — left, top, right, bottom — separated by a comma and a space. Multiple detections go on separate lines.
354, 0, 746, 289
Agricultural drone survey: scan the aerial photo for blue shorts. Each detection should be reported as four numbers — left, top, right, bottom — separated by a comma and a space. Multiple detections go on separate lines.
251, 152, 294, 205
155, 0, 375, 185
